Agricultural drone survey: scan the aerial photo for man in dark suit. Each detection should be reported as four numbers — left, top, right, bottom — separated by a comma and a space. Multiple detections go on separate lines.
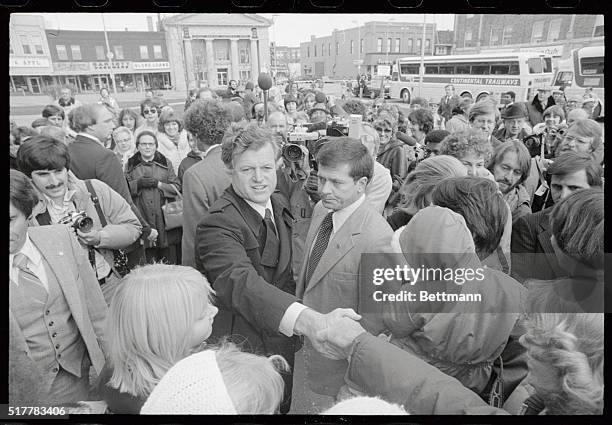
438, 84, 461, 122
511, 152, 602, 283
195, 124, 360, 413
68, 104, 152, 265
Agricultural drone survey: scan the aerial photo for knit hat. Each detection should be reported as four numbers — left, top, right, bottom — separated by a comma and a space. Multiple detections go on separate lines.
502, 103, 528, 120
140, 350, 237, 414
284, 95, 298, 107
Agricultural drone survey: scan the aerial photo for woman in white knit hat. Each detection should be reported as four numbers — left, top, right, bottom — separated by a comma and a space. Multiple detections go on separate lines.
97, 263, 217, 414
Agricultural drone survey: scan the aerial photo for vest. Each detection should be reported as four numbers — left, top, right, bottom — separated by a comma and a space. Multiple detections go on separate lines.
9, 257, 87, 394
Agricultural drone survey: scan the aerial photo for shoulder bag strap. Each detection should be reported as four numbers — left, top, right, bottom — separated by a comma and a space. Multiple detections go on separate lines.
84, 179, 108, 227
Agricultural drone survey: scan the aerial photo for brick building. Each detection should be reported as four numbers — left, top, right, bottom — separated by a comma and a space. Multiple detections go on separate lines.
300, 21, 437, 79
45, 29, 171, 93
453, 14, 604, 59
271, 44, 301, 81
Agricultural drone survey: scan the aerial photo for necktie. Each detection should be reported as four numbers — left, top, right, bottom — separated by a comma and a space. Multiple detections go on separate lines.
260, 208, 280, 268
13, 252, 48, 301
306, 212, 334, 285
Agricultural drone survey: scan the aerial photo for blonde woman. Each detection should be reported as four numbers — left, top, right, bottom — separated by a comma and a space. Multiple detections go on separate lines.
112, 126, 136, 172
98, 264, 218, 414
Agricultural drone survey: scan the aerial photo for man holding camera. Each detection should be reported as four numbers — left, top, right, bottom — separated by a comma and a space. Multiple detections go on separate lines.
17, 136, 142, 303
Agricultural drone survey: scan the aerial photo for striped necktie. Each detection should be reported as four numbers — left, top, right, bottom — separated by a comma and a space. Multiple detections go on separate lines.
13, 252, 48, 301
306, 212, 334, 285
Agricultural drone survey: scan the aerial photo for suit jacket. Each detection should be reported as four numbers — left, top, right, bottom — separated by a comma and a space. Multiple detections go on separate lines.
195, 186, 298, 356
296, 199, 394, 396
438, 94, 461, 121
511, 207, 565, 283
9, 225, 108, 406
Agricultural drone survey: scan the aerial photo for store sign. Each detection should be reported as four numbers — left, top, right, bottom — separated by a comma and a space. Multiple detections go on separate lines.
423, 76, 521, 86
92, 61, 131, 71
53, 62, 92, 72
377, 65, 391, 76
10, 56, 51, 68
132, 61, 170, 70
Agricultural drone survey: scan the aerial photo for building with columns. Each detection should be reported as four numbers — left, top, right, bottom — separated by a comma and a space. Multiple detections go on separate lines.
163, 14, 271, 92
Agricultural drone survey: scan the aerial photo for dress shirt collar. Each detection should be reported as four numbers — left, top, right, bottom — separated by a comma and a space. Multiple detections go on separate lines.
78, 132, 104, 146
9, 233, 42, 283
245, 198, 274, 221
327, 194, 365, 234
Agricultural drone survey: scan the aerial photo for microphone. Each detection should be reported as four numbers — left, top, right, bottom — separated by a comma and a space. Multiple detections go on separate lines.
258, 73, 273, 123
314, 91, 327, 104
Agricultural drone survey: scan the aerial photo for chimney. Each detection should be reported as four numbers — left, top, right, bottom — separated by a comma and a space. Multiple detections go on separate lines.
147, 16, 154, 32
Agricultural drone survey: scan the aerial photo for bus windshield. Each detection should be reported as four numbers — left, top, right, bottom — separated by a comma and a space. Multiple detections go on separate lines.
580, 57, 604, 75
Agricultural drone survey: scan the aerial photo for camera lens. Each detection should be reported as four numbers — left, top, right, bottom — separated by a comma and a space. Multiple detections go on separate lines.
76, 216, 94, 233
283, 144, 304, 162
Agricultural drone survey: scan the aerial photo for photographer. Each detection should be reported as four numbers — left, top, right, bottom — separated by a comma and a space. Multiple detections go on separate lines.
17, 136, 142, 304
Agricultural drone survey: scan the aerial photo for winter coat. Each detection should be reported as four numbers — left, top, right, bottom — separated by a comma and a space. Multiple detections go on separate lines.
156, 129, 191, 173
386, 206, 526, 395
376, 139, 414, 206
125, 151, 181, 249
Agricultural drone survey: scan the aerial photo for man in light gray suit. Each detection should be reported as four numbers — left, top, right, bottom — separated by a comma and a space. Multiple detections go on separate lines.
9, 170, 107, 406
295, 137, 394, 404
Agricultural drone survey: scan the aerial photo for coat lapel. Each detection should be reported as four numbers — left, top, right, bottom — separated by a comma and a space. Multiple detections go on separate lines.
271, 193, 292, 281
536, 214, 565, 276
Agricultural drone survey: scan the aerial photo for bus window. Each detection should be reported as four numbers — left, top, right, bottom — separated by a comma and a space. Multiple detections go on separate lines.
472, 64, 490, 74
509, 62, 520, 75
490, 64, 509, 75
425, 65, 439, 74
456, 64, 470, 74
528, 58, 543, 73
554, 71, 573, 86
400, 64, 419, 75
439, 65, 455, 74
580, 57, 604, 75
543, 57, 552, 73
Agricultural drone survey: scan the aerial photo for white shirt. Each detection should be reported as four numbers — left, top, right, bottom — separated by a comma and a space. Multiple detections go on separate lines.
244, 198, 275, 223
9, 233, 49, 291
278, 194, 366, 337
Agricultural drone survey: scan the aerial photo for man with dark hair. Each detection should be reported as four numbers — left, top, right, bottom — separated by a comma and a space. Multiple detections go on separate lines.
488, 141, 532, 222
341, 99, 367, 119
42, 104, 66, 128
9, 169, 107, 406
511, 151, 603, 282
438, 84, 461, 122
181, 99, 233, 268
423, 129, 450, 158
407, 108, 434, 145
196, 124, 361, 414
296, 137, 394, 403
17, 136, 142, 302
409, 96, 429, 111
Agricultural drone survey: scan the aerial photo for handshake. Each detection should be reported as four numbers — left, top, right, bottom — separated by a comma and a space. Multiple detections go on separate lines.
294, 307, 367, 360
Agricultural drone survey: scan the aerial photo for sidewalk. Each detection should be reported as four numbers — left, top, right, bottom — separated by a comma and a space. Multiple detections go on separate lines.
9, 89, 188, 108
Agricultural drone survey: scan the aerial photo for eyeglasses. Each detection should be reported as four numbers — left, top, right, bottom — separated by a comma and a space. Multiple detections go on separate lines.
375, 127, 393, 134
563, 135, 592, 145
139, 142, 156, 147
143, 109, 158, 115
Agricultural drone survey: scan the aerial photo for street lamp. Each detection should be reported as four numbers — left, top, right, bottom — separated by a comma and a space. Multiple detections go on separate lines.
272, 14, 279, 81
418, 14, 427, 96
101, 13, 117, 94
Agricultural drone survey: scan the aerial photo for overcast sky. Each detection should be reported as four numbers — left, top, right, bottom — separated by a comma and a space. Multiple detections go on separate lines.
37, 13, 455, 47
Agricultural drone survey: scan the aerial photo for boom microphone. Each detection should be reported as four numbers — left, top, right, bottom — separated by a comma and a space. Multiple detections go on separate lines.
258, 73, 273, 123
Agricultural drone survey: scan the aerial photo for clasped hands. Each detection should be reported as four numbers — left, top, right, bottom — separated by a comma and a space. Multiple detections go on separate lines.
294, 307, 367, 360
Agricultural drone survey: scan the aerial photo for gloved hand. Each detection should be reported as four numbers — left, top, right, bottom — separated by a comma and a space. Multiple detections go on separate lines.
137, 176, 159, 190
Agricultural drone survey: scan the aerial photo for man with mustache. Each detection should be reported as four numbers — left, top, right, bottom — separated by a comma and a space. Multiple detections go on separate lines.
555, 118, 603, 165
488, 141, 532, 222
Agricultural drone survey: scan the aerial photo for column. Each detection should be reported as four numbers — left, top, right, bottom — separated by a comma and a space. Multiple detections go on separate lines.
184, 38, 195, 89
230, 38, 240, 82
205, 38, 216, 88
250, 38, 259, 81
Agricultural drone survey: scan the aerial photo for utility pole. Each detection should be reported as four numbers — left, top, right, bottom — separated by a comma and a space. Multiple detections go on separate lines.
418, 14, 427, 96
101, 14, 117, 94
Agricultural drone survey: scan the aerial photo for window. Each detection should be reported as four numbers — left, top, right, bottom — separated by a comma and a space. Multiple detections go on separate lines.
56, 45, 68, 60
490, 27, 502, 46
70, 45, 81, 60
314, 45, 317, 56
217, 68, 228, 86
32, 35, 44, 55
425, 65, 438, 74
439, 65, 455, 74
542, 57, 552, 73
531, 21, 544, 43
395, 38, 400, 53
528, 57, 543, 73
114, 45, 124, 60
471, 64, 490, 74
350, 40, 354, 54
153, 45, 163, 59
360, 38, 363, 54
425, 39, 431, 52
387, 38, 392, 53
465, 31, 472, 42
215, 46, 229, 61
20, 35, 31, 54
456, 63, 470, 74
239, 47, 250, 64
377, 38, 383, 52
580, 57, 604, 75
400, 64, 419, 74
502, 25, 513, 45
490, 64, 509, 74
593, 15, 604, 37
95, 45, 105, 60
140, 45, 149, 60
547, 18, 562, 42
328, 43, 331, 56
239, 70, 251, 81
416, 38, 422, 53
407, 38, 413, 53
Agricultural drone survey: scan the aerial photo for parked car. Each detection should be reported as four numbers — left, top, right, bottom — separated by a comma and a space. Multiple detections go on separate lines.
353, 77, 390, 99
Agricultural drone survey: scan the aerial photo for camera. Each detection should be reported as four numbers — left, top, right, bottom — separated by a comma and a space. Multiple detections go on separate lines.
59, 211, 94, 233
326, 118, 349, 137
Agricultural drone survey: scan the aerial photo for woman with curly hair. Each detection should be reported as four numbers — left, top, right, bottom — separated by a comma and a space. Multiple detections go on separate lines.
438, 128, 493, 178
156, 110, 190, 172
117, 108, 142, 134
134, 99, 161, 135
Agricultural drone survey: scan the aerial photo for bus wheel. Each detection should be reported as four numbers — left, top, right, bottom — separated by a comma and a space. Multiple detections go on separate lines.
460, 91, 472, 99
401, 89, 410, 103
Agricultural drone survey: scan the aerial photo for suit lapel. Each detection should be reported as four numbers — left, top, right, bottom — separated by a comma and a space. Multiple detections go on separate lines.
537, 214, 565, 276
28, 229, 86, 326
304, 203, 367, 295
271, 193, 292, 281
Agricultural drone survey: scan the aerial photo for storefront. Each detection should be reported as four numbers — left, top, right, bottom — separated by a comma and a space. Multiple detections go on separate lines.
9, 56, 54, 94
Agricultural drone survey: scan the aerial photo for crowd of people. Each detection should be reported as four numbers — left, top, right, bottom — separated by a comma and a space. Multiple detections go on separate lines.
8, 77, 605, 416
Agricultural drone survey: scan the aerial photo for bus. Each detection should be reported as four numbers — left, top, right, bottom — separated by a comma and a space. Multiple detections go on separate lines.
389, 52, 555, 106
553, 45, 604, 115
